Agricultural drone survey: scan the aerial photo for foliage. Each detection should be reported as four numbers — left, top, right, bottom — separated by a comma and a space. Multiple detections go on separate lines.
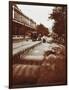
49, 6, 66, 36
49, 6, 67, 44
36, 24, 49, 36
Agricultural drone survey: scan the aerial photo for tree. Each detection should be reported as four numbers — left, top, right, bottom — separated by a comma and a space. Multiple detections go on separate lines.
49, 6, 66, 36
36, 24, 49, 36
49, 6, 67, 44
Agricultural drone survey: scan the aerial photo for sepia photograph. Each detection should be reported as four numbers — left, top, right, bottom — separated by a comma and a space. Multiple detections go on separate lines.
9, 1, 67, 88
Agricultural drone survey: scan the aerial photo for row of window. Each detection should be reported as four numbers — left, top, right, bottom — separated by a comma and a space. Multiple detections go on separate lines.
13, 7, 36, 29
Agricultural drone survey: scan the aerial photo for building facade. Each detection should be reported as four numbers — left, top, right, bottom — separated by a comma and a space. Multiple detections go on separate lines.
12, 4, 36, 36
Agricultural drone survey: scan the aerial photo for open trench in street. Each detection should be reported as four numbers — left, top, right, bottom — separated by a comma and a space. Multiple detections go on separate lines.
12, 42, 66, 87
18, 42, 60, 64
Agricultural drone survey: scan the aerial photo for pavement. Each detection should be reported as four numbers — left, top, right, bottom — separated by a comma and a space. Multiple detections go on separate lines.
22, 42, 60, 61
13, 40, 32, 49
13, 38, 63, 62
13, 40, 41, 56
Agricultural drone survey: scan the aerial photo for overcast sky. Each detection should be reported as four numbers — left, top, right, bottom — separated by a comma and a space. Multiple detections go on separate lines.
17, 4, 55, 32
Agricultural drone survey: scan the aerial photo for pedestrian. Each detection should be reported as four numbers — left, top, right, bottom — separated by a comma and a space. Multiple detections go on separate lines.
42, 35, 46, 43
37, 33, 42, 41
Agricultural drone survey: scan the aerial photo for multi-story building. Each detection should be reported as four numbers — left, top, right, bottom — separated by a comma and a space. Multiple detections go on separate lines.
12, 4, 36, 36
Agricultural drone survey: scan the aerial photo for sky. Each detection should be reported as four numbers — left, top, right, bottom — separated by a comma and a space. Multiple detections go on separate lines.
17, 4, 55, 32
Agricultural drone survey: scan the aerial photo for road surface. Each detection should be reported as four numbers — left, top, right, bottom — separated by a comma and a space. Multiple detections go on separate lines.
12, 40, 66, 87
20, 42, 60, 61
